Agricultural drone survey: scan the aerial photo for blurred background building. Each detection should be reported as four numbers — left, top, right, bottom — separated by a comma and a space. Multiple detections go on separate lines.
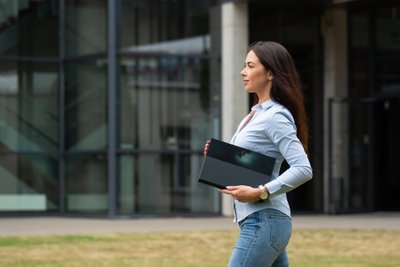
0, 0, 398, 217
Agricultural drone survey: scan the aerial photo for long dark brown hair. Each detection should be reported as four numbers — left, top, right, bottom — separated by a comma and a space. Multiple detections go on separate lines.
249, 41, 309, 151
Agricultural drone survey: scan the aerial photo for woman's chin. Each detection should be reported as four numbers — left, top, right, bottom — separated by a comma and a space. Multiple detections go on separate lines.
244, 87, 253, 93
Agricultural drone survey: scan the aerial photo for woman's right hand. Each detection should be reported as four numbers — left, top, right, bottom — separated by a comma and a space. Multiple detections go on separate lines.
203, 140, 211, 156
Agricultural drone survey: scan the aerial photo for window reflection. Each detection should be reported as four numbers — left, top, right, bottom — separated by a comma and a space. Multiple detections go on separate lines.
117, 0, 221, 215
65, 0, 106, 56
65, 60, 106, 151
120, 54, 213, 150
0, 154, 58, 211
118, 153, 219, 214
119, 36, 214, 150
0, 62, 59, 153
0, 0, 58, 57
120, 0, 213, 48
66, 154, 107, 212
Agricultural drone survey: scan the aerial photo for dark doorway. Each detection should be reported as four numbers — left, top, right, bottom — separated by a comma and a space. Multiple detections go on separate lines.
374, 98, 400, 210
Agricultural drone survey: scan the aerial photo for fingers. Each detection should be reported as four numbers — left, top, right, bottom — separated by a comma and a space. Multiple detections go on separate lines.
218, 189, 231, 194
219, 186, 241, 191
219, 185, 257, 203
203, 139, 211, 156
226, 186, 241, 190
218, 186, 241, 196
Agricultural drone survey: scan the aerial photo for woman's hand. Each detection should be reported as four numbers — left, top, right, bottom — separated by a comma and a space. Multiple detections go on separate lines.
219, 185, 260, 203
203, 139, 211, 156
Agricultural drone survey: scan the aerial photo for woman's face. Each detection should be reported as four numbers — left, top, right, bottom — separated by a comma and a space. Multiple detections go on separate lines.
240, 50, 273, 96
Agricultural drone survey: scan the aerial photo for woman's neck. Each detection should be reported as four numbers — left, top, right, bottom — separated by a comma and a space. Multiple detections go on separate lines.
257, 87, 271, 104
257, 95, 271, 104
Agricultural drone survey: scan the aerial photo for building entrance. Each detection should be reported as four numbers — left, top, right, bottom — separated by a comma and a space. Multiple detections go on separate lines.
374, 97, 400, 211
347, 1, 400, 212
328, 97, 400, 213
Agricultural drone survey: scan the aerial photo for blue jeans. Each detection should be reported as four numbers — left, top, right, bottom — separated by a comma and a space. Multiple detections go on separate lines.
228, 208, 292, 267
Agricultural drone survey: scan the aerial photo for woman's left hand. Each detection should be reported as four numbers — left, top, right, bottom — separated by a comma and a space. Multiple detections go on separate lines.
219, 185, 260, 203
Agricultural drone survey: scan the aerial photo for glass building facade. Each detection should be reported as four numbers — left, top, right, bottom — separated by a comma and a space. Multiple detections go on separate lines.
0, 0, 221, 216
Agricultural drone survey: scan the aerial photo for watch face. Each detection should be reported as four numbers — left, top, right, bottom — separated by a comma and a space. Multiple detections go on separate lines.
261, 192, 268, 199
259, 185, 267, 199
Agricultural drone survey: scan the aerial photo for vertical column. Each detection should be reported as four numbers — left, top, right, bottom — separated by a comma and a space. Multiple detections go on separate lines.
321, 8, 348, 213
221, 2, 248, 216
107, 0, 118, 218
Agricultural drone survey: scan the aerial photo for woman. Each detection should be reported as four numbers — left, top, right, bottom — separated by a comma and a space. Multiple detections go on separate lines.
204, 41, 313, 266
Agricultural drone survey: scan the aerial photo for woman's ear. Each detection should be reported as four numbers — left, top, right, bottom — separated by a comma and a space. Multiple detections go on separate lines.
267, 71, 273, 81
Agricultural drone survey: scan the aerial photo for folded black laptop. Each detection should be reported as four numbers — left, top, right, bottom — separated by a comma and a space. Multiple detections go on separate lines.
198, 138, 276, 189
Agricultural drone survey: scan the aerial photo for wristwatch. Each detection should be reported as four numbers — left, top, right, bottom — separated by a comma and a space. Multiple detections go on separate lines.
258, 185, 269, 200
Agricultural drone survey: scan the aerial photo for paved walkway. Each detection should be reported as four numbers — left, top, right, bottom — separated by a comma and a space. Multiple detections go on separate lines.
0, 212, 399, 237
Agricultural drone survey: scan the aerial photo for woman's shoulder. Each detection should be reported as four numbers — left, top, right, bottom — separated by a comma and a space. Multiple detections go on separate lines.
266, 101, 295, 124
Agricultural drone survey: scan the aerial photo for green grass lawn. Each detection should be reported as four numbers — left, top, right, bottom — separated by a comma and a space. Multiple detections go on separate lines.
0, 229, 399, 267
